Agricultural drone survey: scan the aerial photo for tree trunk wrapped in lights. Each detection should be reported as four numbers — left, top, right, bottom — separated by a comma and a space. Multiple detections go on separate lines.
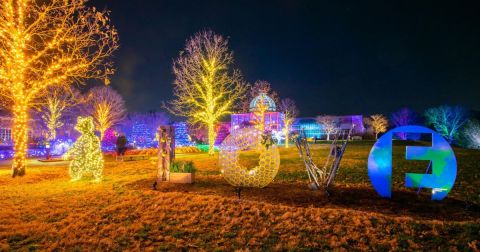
0, 0, 118, 177
12, 101, 28, 175
170, 30, 247, 155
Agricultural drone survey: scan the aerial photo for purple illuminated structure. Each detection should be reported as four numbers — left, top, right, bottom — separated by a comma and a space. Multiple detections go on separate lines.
215, 122, 231, 145
231, 112, 285, 133
231, 92, 285, 134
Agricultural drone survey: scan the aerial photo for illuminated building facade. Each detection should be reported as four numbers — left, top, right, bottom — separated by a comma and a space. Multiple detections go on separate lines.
231, 93, 285, 134
0, 111, 44, 146
292, 115, 365, 139
231, 112, 284, 133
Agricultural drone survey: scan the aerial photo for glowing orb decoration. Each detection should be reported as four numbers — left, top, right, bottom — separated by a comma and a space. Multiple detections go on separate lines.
368, 125, 457, 200
64, 116, 104, 181
219, 127, 280, 188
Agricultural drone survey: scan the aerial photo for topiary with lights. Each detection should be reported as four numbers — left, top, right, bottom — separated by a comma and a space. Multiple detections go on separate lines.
64, 116, 104, 181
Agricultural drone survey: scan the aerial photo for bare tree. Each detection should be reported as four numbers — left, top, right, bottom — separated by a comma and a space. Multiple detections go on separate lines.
364, 114, 388, 139
424, 105, 468, 143
278, 98, 298, 147
169, 30, 247, 154
86, 86, 127, 140
0, 0, 118, 176
316, 115, 338, 141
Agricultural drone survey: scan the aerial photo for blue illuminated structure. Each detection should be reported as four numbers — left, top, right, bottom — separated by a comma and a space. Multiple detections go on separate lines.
173, 122, 193, 146
291, 118, 322, 138
131, 121, 151, 148
368, 125, 457, 201
291, 116, 365, 139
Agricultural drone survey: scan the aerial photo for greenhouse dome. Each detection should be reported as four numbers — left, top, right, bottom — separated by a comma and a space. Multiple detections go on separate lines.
249, 92, 276, 112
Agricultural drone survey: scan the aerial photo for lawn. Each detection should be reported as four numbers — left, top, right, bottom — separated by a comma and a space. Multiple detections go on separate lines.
0, 141, 478, 250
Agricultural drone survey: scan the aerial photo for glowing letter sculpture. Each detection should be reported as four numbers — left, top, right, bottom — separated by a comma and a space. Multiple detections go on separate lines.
64, 117, 104, 181
219, 127, 280, 188
368, 125, 457, 200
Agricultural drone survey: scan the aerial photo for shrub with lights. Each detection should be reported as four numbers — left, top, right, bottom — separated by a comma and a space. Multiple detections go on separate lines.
64, 116, 104, 181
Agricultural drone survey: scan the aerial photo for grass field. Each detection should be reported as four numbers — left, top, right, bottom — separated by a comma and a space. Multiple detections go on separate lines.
0, 141, 478, 250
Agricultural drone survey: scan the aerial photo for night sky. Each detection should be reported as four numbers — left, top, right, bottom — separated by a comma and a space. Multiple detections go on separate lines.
89, 0, 480, 117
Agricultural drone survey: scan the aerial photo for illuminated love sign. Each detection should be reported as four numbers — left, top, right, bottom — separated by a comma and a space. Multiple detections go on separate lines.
368, 125, 457, 200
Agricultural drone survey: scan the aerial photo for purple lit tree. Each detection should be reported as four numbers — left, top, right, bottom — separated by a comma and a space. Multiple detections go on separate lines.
424, 105, 468, 143
390, 107, 419, 140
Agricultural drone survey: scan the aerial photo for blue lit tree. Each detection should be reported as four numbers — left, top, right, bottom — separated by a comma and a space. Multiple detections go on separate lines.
424, 105, 468, 143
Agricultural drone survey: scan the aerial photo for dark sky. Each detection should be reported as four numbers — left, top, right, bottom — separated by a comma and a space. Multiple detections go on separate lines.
89, 0, 480, 117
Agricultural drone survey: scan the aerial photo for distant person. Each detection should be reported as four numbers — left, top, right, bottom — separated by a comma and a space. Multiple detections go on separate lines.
116, 134, 127, 161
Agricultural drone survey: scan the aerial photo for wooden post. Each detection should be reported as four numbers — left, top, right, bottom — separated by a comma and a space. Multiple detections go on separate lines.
156, 125, 175, 185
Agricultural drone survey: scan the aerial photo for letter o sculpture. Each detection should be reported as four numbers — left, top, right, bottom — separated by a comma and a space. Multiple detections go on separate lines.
219, 127, 280, 188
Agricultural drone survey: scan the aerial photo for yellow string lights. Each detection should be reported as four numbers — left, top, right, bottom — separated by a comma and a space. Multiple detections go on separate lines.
219, 127, 280, 188
87, 86, 126, 140
170, 30, 246, 155
0, 0, 118, 176
63, 116, 104, 181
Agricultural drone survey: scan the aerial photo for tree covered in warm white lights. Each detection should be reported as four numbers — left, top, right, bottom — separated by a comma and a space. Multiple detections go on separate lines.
170, 30, 247, 155
278, 98, 298, 147
424, 105, 468, 143
316, 115, 338, 141
63, 116, 103, 181
364, 114, 388, 139
86, 86, 126, 140
0, 0, 118, 177
37, 87, 83, 141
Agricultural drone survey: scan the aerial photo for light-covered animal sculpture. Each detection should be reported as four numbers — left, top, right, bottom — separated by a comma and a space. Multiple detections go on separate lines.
64, 116, 104, 181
